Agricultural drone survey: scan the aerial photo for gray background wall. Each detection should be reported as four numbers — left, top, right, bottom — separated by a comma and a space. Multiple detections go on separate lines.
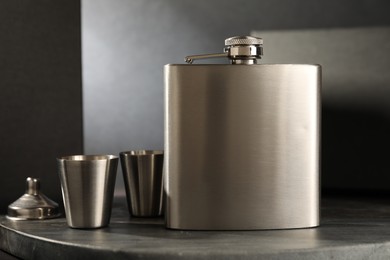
83, 0, 390, 195
0, 1, 83, 213
254, 27, 390, 191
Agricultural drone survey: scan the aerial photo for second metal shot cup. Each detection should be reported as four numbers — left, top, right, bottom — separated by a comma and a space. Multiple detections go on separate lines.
120, 150, 164, 217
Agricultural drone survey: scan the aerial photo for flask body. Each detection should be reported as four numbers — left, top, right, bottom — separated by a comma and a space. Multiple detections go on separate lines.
164, 64, 321, 230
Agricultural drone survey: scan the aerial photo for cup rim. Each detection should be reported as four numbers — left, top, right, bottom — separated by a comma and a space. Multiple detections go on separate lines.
120, 150, 163, 156
57, 155, 118, 161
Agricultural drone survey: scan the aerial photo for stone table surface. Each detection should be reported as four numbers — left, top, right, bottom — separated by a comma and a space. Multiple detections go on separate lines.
2, 196, 390, 259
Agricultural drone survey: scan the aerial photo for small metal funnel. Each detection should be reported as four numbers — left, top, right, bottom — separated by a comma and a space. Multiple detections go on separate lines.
7, 177, 61, 220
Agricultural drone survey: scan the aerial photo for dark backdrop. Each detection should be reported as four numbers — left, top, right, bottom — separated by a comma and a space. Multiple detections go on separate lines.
0, 0, 83, 213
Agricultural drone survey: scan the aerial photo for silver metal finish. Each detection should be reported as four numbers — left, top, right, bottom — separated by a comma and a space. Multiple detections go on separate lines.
7, 177, 60, 220
185, 36, 263, 64
164, 64, 321, 230
185, 53, 228, 64
57, 155, 118, 229
120, 150, 164, 217
224, 36, 263, 46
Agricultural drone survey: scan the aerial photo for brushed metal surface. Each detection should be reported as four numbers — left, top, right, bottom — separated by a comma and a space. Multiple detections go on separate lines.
57, 155, 118, 229
120, 150, 164, 217
165, 64, 321, 230
225, 36, 263, 46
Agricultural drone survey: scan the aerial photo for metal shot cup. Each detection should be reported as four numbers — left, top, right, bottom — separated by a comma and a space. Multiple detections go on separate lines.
57, 155, 118, 228
120, 150, 164, 217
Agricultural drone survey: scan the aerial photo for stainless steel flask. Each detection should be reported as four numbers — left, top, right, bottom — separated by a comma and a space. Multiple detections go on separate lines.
164, 36, 321, 230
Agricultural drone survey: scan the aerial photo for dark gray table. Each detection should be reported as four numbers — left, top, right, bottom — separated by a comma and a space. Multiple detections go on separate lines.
1, 196, 390, 259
